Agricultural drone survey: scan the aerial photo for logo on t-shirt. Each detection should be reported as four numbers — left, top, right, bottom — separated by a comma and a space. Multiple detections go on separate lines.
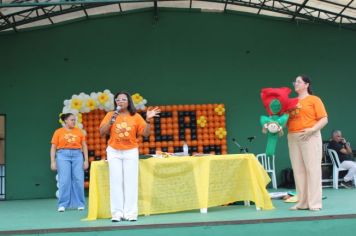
115, 122, 132, 138
64, 133, 78, 143
288, 102, 302, 118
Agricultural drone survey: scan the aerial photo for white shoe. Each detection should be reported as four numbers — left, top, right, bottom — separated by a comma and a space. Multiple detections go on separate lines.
111, 216, 121, 222
58, 207, 65, 212
78, 207, 85, 211
123, 216, 137, 221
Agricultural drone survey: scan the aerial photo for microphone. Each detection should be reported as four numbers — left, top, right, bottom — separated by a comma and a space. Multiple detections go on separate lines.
110, 106, 121, 123
114, 105, 121, 113
247, 136, 256, 142
232, 138, 241, 148
232, 138, 249, 153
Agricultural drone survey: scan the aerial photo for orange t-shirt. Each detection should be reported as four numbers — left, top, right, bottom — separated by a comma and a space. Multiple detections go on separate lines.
51, 127, 86, 149
100, 112, 147, 150
287, 95, 327, 132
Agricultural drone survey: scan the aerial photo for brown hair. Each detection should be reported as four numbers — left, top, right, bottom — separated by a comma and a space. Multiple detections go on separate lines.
60, 113, 74, 122
298, 75, 313, 95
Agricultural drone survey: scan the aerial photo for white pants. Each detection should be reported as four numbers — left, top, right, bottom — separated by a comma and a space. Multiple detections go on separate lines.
107, 146, 139, 219
340, 160, 356, 182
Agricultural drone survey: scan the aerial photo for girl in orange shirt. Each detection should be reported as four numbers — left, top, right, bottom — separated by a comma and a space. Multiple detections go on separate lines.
50, 113, 89, 212
287, 75, 328, 211
99, 91, 160, 222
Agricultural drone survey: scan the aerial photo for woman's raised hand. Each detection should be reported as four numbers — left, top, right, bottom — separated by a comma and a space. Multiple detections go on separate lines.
146, 106, 161, 121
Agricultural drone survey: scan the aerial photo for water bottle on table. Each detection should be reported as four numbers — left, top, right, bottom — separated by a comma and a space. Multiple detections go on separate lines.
183, 142, 189, 156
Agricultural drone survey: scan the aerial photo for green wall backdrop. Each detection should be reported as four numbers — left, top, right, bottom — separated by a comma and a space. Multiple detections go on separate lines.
1, 9, 356, 200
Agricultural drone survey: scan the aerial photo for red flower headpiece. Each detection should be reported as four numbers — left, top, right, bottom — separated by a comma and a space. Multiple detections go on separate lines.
261, 87, 298, 115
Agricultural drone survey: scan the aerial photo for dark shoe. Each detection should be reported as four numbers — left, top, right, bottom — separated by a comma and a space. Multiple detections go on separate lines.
340, 180, 353, 189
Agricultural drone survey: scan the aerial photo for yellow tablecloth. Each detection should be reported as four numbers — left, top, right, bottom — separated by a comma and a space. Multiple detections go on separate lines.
86, 154, 274, 220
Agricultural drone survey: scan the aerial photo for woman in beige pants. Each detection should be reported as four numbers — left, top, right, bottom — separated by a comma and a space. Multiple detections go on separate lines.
287, 75, 328, 211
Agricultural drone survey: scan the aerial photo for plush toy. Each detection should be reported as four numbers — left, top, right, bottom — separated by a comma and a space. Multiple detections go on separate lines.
260, 87, 298, 157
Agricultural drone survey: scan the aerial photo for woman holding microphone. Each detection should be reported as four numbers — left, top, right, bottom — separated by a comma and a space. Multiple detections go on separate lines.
100, 91, 160, 222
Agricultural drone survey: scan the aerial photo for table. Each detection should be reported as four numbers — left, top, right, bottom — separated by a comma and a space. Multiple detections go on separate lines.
85, 154, 274, 220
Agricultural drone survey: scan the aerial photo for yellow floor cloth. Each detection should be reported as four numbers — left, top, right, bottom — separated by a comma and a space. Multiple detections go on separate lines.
85, 154, 274, 220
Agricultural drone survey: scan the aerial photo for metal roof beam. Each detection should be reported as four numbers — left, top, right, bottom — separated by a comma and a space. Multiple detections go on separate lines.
221, 0, 356, 23
41, 6, 55, 24
0, 10, 17, 31
291, 0, 308, 21
257, 0, 267, 15
318, 0, 356, 11
0, 2, 113, 31
332, 0, 354, 23
153, 0, 158, 20
1, 0, 356, 32
81, 4, 89, 18
0, 0, 146, 8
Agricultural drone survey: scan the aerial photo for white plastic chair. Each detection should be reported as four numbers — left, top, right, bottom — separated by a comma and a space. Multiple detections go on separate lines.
256, 153, 277, 189
327, 149, 356, 189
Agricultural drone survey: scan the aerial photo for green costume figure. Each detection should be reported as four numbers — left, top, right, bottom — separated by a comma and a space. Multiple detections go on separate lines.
260, 87, 298, 157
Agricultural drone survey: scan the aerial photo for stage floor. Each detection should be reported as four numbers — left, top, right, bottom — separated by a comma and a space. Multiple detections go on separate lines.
1, 188, 356, 235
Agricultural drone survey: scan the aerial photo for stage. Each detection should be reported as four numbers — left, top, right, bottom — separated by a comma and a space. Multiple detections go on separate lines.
1, 188, 356, 235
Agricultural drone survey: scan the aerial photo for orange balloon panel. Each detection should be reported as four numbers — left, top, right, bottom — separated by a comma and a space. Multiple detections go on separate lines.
84, 105, 227, 161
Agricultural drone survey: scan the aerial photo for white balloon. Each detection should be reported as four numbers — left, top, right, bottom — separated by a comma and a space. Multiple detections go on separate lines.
71, 109, 79, 115
62, 106, 71, 113
64, 100, 70, 106
81, 107, 90, 113
55, 190, 59, 198
55, 174, 58, 181
104, 101, 111, 107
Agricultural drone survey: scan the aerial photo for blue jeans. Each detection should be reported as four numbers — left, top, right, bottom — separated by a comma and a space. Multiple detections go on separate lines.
56, 149, 85, 209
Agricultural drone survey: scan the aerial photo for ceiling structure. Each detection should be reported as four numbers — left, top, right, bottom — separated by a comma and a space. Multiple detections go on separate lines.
1, 0, 356, 33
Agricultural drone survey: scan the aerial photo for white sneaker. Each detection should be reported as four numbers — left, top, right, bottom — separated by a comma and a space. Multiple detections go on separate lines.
128, 217, 137, 222
58, 207, 65, 212
123, 216, 137, 221
111, 216, 121, 222
77, 207, 85, 211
